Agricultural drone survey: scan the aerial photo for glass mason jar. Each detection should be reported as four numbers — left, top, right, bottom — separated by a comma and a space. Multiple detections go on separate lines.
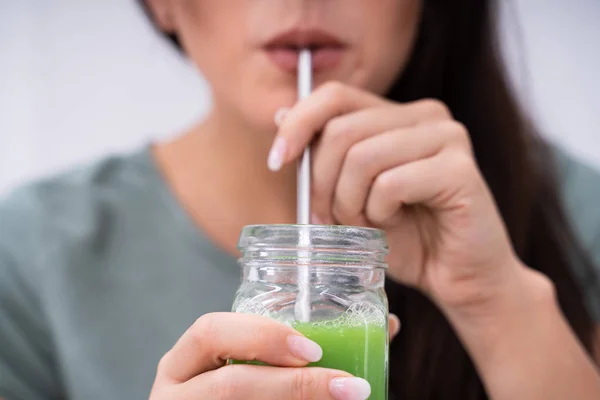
232, 224, 389, 400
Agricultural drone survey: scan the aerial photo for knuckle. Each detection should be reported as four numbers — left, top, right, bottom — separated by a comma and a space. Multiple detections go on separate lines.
290, 368, 322, 400
321, 81, 346, 102
373, 170, 396, 196
448, 151, 475, 177
419, 98, 452, 119
346, 143, 372, 169
191, 313, 219, 342
189, 313, 220, 356
156, 353, 171, 377
442, 120, 471, 147
323, 116, 353, 145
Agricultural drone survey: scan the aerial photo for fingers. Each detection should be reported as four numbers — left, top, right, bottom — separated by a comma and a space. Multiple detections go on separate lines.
268, 82, 388, 171
271, 89, 453, 172
156, 313, 323, 384
309, 106, 450, 223
181, 365, 370, 400
317, 120, 469, 225
389, 314, 401, 341
365, 149, 483, 225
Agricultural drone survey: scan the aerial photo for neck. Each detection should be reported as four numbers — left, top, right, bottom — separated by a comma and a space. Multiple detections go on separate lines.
154, 106, 298, 254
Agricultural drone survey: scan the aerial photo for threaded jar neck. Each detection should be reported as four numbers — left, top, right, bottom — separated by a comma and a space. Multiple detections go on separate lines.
238, 224, 389, 268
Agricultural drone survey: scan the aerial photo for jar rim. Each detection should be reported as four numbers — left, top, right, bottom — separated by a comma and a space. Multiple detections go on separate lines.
238, 224, 389, 254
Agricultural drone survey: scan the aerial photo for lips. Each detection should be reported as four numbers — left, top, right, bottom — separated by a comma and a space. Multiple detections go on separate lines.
263, 29, 346, 72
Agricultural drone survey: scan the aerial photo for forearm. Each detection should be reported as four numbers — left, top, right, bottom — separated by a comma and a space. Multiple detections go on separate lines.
445, 266, 600, 400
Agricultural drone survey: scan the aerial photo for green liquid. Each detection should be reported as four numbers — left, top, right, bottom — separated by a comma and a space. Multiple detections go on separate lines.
296, 322, 387, 400
233, 321, 387, 400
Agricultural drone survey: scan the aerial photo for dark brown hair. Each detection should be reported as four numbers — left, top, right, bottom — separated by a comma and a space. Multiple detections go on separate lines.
141, 1, 597, 398
385, 1, 596, 399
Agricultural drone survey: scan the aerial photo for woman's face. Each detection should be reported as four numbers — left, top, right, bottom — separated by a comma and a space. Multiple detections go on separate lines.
148, 0, 423, 132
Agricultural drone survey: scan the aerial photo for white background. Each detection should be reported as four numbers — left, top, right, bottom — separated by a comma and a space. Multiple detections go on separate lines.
0, 0, 599, 195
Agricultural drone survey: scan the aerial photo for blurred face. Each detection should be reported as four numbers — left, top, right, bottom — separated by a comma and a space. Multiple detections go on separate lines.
149, 0, 423, 132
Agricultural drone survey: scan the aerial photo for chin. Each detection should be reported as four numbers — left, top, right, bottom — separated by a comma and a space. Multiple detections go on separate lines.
248, 94, 296, 124
240, 108, 281, 136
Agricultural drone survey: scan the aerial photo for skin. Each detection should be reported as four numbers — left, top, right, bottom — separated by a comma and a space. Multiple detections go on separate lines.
139, 0, 600, 399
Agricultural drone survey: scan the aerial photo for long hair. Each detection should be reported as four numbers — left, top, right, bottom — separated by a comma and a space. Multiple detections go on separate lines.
384, 1, 596, 398
140, 1, 597, 398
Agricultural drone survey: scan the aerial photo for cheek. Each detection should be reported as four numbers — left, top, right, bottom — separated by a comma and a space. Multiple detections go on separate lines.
174, 2, 261, 105
361, 0, 423, 94
174, 2, 298, 132
176, 2, 243, 72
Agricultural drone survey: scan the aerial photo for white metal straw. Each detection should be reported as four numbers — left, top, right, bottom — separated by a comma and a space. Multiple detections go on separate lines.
295, 49, 312, 323
297, 49, 312, 225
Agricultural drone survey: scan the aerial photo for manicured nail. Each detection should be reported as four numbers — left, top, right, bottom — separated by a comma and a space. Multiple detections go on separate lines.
274, 107, 290, 127
268, 137, 287, 172
287, 335, 323, 363
311, 213, 325, 225
329, 377, 371, 400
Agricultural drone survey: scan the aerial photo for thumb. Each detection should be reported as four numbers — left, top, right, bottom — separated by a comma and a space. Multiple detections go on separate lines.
389, 313, 401, 342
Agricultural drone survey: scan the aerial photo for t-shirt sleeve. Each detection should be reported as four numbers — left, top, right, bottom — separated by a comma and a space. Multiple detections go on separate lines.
555, 148, 600, 322
584, 232, 600, 321
0, 245, 63, 399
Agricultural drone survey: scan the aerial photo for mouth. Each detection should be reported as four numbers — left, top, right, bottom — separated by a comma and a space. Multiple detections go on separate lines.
263, 28, 347, 72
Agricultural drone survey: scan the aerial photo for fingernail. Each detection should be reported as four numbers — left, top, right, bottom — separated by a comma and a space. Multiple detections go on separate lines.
287, 335, 323, 363
311, 213, 325, 225
268, 137, 287, 172
329, 377, 371, 400
274, 107, 290, 127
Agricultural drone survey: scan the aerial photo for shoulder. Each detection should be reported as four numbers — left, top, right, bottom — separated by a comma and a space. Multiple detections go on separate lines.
0, 147, 161, 398
552, 146, 600, 320
0, 147, 159, 279
553, 146, 600, 247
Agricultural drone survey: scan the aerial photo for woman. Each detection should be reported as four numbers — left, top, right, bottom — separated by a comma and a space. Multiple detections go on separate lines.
1, 0, 600, 399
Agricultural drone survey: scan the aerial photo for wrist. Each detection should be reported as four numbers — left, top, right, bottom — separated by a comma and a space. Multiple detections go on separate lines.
440, 264, 600, 400
442, 261, 558, 334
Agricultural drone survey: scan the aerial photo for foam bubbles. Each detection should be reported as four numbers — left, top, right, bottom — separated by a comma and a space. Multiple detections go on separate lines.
310, 302, 387, 329
234, 298, 386, 328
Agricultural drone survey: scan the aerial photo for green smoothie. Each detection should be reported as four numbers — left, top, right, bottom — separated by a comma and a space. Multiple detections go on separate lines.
294, 321, 388, 400
232, 320, 388, 400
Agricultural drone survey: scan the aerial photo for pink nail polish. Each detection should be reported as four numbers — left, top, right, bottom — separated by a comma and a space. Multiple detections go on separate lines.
287, 335, 323, 363
268, 137, 287, 172
274, 107, 290, 127
329, 377, 371, 400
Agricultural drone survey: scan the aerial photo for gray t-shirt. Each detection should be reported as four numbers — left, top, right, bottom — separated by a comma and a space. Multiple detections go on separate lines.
0, 146, 599, 399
